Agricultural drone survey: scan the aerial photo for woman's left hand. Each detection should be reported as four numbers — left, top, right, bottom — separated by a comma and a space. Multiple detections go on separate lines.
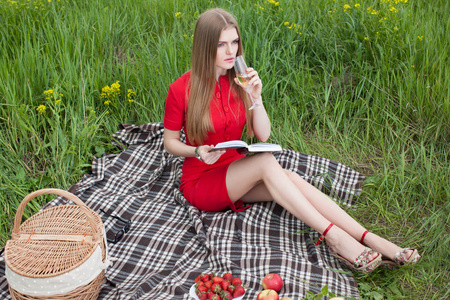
235, 67, 263, 101
198, 145, 225, 165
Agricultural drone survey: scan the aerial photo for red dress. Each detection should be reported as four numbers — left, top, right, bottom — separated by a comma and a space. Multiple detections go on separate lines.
164, 71, 250, 212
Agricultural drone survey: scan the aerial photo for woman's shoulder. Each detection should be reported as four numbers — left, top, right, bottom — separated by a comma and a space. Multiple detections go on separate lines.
169, 71, 191, 91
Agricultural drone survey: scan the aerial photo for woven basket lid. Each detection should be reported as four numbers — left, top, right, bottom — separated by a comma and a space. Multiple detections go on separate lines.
5, 189, 104, 278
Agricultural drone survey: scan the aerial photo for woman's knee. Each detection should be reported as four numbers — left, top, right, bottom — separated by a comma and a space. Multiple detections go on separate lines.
285, 170, 307, 186
250, 153, 282, 174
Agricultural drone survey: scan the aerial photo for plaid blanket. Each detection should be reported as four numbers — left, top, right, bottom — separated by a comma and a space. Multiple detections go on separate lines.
0, 122, 365, 299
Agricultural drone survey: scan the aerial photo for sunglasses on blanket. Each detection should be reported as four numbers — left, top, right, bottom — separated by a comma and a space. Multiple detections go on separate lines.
100, 209, 131, 244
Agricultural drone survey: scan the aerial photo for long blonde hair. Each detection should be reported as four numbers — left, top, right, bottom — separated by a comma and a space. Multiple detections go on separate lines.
186, 8, 253, 145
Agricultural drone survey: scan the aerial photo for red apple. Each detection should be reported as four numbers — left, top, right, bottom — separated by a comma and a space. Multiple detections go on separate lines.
257, 289, 279, 300
262, 273, 283, 292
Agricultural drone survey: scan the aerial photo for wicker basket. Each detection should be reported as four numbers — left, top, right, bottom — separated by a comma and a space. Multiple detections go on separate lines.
4, 188, 107, 299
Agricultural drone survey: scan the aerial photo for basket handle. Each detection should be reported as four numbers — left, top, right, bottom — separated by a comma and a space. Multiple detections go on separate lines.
12, 188, 99, 236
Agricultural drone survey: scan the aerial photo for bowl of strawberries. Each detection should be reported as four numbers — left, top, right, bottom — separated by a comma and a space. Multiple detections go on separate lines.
189, 272, 246, 300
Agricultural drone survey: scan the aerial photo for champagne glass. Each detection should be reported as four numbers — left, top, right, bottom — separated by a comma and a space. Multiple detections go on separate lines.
234, 56, 260, 110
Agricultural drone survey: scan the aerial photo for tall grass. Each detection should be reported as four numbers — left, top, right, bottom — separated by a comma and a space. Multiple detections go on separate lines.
1, 0, 448, 298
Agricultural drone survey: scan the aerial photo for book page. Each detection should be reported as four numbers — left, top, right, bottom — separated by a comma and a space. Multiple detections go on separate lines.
247, 143, 282, 152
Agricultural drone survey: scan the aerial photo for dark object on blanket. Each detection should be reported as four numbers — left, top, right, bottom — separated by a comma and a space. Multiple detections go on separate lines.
4, 189, 108, 300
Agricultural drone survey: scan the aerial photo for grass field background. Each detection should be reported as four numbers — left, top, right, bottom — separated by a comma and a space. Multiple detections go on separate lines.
0, 0, 449, 298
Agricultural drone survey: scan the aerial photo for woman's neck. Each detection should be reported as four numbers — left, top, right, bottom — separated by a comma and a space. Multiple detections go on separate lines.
216, 69, 227, 82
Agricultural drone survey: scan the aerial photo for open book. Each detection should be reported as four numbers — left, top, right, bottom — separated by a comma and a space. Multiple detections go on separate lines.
209, 140, 282, 154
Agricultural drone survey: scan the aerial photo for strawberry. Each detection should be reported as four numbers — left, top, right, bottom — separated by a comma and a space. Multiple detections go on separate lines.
195, 275, 201, 283
204, 280, 213, 290
197, 285, 208, 293
212, 276, 224, 284
232, 285, 245, 298
207, 290, 214, 299
221, 290, 233, 300
231, 277, 242, 286
222, 272, 232, 282
210, 294, 221, 300
221, 280, 229, 291
201, 274, 210, 282
196, 291, 207, 300
211, 283, 222, 293
227, 284, 235, 293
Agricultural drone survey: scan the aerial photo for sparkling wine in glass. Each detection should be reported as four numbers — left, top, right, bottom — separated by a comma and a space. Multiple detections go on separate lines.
234, 56, 260, 110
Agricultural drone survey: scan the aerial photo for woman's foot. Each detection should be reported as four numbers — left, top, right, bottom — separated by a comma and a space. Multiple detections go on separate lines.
360, 231, 421, 268
316, 224, 382, 273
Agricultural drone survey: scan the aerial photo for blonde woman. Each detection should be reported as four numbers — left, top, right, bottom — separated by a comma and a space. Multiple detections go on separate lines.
163, 8, 419, 273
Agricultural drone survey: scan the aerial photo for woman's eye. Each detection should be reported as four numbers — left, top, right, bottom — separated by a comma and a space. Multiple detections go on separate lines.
233, 39, 239, 44
218, 43, 224, 47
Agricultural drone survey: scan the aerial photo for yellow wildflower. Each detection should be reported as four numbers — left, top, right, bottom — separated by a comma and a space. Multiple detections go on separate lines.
127, 89, 136, 103
344, 4, 351, 10
104, 100, 111, 106
284, 22, 289, 26
44, 89, 54, 100
390, 6, 398, 13
36, 105, 46, 114
175, 12, 181, 18
101, 86, 111, 99
364, 37, 369, 41
101, 81, 120, 100
110, 81, 120, 95
55, 99, 61, 105
417, 36, 423, 41
355, 3, 360, 7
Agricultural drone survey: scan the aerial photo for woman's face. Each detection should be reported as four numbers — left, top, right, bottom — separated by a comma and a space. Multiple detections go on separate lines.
215, 27, 239, 79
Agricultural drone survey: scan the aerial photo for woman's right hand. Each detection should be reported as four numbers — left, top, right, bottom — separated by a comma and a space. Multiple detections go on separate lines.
197, 145, 225, 165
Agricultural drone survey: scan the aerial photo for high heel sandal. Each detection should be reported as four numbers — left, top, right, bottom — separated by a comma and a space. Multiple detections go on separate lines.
359, 230, 421, 269
380, 248, 421, 270
316, 224, 382, 274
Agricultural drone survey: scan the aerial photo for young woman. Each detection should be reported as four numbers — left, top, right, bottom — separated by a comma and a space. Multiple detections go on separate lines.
163, 8, 420, 273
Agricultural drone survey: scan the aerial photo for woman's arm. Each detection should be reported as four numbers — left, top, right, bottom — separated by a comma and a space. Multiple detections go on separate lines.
163, 128, 225, 164
235, 67, 271, 142
164, 128, 195, 157
251, 97, 271, 142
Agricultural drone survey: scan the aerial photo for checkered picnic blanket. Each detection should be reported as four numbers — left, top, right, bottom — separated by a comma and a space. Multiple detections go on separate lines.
0, 122, 364, 299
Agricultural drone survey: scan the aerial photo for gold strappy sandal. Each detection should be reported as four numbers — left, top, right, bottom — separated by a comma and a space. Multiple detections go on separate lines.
316, 224, 382, 274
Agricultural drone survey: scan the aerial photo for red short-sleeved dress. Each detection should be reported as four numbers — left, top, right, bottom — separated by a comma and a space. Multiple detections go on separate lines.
164, 71, 250, 212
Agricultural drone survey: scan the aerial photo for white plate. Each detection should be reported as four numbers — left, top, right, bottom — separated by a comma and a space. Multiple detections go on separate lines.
189, 283, 245, 300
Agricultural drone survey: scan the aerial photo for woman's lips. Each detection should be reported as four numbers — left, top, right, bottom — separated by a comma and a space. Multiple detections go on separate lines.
225, 58, 234, 63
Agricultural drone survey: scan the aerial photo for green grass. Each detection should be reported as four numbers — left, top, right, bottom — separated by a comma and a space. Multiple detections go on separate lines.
0, 0, 448, 298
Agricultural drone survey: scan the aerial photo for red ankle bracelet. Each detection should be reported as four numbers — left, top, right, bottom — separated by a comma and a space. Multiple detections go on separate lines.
315, 223, 334, 246
360, 230, 371, 244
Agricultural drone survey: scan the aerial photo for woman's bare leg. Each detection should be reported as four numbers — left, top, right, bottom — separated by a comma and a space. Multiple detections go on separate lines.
283, 170, 406, 260
227, 153, 405, 261
226, 153, 374, 263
